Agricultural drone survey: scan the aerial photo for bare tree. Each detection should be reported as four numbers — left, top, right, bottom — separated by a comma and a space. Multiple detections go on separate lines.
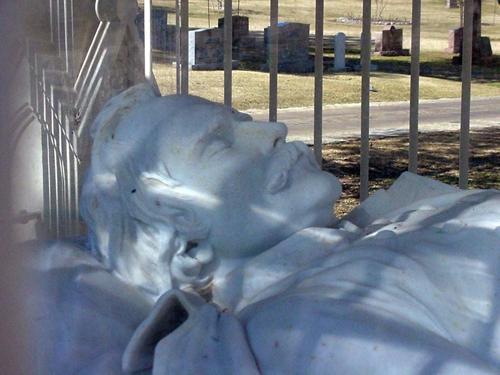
374, 0, 390, 21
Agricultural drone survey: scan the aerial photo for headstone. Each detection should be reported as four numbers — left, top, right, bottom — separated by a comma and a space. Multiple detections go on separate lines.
218, 15, 250, 45
264, 22, 312, 73
238, 33, 266, 63
446, 0, 459, 9
218, 15, 250, 60
374, 25, 409, 56
446, 27, 463, 54
135, 6, 171, 51
188, 28, 224, 70
334, 32, 346, 71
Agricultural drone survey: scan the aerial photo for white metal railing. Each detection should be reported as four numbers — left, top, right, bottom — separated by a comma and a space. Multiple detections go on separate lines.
460, 0, 474, 189
409, 0, 421, 174
26, 0, 150, 238
142, 0, 476, 199
224, 0, 233, 107
360, 0, 371, 201
314, 0, 324, 166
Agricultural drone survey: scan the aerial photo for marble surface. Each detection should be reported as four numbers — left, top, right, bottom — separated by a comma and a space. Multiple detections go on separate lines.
26, 85, 500, 374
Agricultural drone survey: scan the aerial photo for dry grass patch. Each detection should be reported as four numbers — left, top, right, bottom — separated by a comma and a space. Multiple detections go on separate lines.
148, 0, 500, 52
154, 62, 500, 110
322, 127, 500, 217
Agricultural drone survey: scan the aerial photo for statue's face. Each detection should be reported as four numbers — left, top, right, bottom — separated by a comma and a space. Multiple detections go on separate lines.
155, 98, 341, 259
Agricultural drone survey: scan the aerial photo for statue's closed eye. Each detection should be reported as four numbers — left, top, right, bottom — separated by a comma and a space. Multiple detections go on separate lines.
203, 138, 231, 158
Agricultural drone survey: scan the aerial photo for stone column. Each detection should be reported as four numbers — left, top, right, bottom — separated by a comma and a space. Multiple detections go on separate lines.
334, 32, 346, 71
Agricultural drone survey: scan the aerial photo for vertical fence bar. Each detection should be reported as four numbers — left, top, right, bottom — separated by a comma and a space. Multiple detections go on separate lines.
459, 0, 473, 189
144, 0, 153, 84
269, 0, 278, 122
175, 0, 181, 94
181, 0, 189, 94
56, 0, 62, 56
360, 0, 371, 201
409, 0, 421, 173
63, 0, 70, 73
224, 0, 233, 107
50, 0, 55, 43
314, 0, 324, 166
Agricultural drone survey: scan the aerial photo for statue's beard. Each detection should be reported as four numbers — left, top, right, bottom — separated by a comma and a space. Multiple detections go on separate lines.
265, 141, 320, 194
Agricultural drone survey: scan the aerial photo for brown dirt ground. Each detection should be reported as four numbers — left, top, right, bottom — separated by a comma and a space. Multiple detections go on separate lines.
319, 127, 500, 218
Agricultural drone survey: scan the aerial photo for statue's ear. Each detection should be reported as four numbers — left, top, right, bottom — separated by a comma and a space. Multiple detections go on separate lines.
122, 290, 204, 373
90, 83, 159, 140
136, 170, 209, 240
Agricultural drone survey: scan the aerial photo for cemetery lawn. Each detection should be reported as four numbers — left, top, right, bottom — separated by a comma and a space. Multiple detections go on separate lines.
324, 126, 500, 217
148, 0, 500, 53
154, 62, 500, 111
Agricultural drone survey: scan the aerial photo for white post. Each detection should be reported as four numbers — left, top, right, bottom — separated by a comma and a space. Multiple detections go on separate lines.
181, 0, 189, 95
360, 0, 371, 201
314, 0, 324, 166
334, 32, 346, 71
176, 0, 181, 94
459, 0, 473, 189
144, 0, 152, 84
409, 0, 421, 173
269, 0, 278, 122
224, 0, 233, 107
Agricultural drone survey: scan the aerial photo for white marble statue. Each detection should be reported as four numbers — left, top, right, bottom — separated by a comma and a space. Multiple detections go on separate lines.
26, 84, 500, 375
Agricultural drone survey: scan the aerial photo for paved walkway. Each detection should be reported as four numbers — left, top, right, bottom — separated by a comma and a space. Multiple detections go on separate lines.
247, 96, 500, 143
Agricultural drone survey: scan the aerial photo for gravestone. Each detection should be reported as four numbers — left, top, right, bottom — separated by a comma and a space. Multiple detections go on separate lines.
218, 15, 250, 44
218, 15, 250, 60
334, 32, 346, 71
446, 27, 463, 54
374, 25, 409, 56
238, 33, 266, 63
188, 28, 224, 69
264, 22, 311, 73
135, 6, 171, 51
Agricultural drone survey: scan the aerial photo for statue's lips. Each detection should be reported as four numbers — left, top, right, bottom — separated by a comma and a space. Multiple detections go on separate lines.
266, 142, 320, 194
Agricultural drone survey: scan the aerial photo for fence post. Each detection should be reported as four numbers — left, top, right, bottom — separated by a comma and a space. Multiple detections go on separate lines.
459, 0, 473, 189
224, 0, 233, 107
176, 0, 181, 94
409, 0, 421, 173
269, 0, 278, 122
314, 0, 324, 166
144, 0, 152, 84
181, 0, 189, 95
360, 0, 372, 201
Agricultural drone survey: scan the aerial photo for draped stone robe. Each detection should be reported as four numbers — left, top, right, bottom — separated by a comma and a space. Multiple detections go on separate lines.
26, 174, 500, 374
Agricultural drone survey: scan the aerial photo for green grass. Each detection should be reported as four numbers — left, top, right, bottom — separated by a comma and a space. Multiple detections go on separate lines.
154, 61, 500, 110
150, 0, 500, 110
149, 0, 500, 52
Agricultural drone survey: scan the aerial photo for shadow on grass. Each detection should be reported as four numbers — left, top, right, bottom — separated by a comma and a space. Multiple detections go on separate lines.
341, 54, 500, 83
321, 127, 500, 216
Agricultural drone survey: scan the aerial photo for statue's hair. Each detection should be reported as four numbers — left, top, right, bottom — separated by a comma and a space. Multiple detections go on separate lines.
80, 84, 214, 296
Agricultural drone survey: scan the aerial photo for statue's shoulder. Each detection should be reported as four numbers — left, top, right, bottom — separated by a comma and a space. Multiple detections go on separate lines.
22, 239, 153, 375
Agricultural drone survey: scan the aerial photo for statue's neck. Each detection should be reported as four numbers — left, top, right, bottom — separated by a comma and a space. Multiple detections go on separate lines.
110, 221, 174, 300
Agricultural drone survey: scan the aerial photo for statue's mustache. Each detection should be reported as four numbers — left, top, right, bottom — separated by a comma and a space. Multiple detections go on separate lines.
265, 142, 319, 194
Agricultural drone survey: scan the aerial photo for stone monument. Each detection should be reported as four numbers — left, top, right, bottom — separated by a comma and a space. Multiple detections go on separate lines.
218, 15, 250, 60
264, 22, 312, 73
374, 25, 409, 56
136, 6, 172, 51
26, 84, 500, 375
188, 28, 225, 69
334, 32, 346, 71
447, 27, 463, 54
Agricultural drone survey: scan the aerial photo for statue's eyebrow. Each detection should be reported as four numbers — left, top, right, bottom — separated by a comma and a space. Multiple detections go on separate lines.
195, 116, 230, 145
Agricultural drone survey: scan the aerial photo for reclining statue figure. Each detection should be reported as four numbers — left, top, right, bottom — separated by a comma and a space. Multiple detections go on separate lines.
27, 84, 500, 375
